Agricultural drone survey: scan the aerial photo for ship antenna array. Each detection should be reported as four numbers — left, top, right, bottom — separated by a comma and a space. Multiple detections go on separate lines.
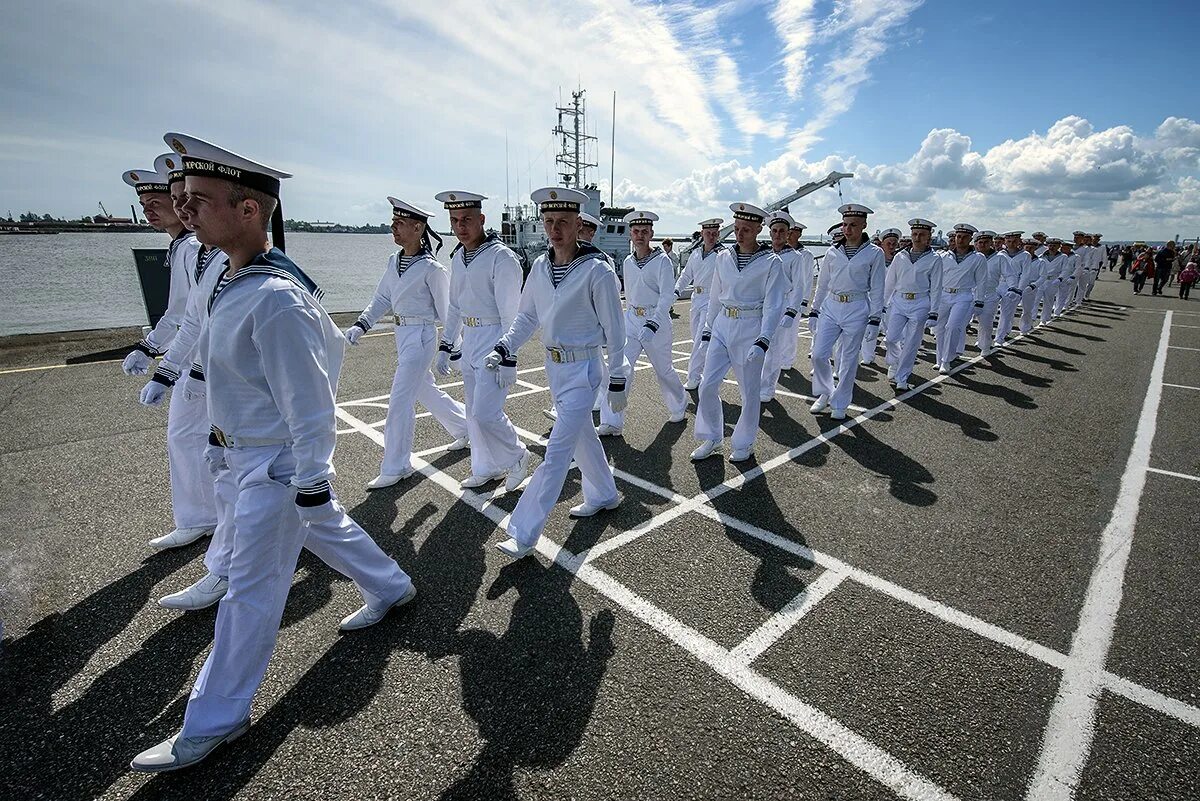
553, 89, 597, 189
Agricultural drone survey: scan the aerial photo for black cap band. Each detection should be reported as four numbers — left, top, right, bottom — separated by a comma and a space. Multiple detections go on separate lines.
181, 156, 281, 198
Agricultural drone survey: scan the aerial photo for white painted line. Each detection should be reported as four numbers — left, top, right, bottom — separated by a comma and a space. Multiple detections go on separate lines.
1168, 345, 1200, 352
729, 570, 848, 665
1171, 323, 1200, 329
1146, 467, 1200, 483
1026, 311, 1173, 801
670, 366, 868, 412
1163, 382, 1200, 391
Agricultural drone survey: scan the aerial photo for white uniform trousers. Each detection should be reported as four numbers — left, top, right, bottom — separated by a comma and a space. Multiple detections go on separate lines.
760, 319, 798, 401
382, 325, 467, 475
695, 315, 765, 450
1082, 270, 1098, 301
166, 373, 217, 530
885, 295, 932, 386
996, 291, 1021, 343
1038, 281, 1058, 324
1055, 278, 1076, 316
811, 298, 869, 412
181, 444, 411, 739
975, 295, 1001, 353
507, 358, 617, 546
461, 325, 524, 476
684, 298, 711, 387
1019, 287, 1038, 334
600, 310, 687, 428
202, 441, 237, 578
934, 291, 973, 368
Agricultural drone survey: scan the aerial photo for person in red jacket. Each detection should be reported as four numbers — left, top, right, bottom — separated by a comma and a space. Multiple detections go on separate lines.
1180, 261, 1198, 300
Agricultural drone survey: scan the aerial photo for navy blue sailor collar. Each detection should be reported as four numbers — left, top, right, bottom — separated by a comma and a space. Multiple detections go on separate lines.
209, 247, 324, 312
545, 240, 604, 284
450, 231, 502, 264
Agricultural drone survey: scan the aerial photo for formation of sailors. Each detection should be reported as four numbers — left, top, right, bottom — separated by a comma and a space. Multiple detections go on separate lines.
115, 133, 1105, 772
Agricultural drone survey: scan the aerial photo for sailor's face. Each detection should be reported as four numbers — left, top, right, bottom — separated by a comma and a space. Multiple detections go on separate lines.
1005, 234, 1021, 250
630, 223, 652, 249
169, 183, 192, 228
1047, 243, 1061, 255
1024, 242, 1038, 255
579, 223, 597, 242
842, 216, 866, 243
1074, 233, 1086, 246
181, 176, 237, 246
881, 237, 897, 258
449, 208, 485, 244
954, 230, 973, 250
390, 215, 423, 248
975, 236, 993, 253
543, 211, 580, 248
787, 229, 802, 248
701, 227, 719, 248
769, 223, 787, 249
732, 219, 760, 250
138, 192, 178, 232
911, 229, 931, 250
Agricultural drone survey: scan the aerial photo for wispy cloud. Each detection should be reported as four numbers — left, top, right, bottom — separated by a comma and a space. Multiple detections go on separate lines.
771, 0, 819, 99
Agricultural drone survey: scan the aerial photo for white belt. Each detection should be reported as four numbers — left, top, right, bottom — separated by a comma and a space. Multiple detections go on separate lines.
899, 292, 928, 300
462, 316, 501, 327
393, 314, 434, 326
722, 304, 763, 318
692, 285, 704, 294
830, 292, 866, 303
944, 287, 971, 294
546, 344, 601, 363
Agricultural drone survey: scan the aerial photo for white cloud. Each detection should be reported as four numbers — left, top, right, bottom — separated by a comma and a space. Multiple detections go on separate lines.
771, 0, 819, 99
1153, 117, 1200, 168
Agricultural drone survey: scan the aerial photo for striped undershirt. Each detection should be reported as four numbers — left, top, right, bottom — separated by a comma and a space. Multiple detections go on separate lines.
397, 250, 425, 276
843, 243, 861, 260
462, 242, 485, 266
735, 249, 754, 270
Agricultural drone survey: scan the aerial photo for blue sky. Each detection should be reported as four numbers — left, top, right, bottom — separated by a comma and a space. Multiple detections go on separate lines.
2, 0, 1198, 239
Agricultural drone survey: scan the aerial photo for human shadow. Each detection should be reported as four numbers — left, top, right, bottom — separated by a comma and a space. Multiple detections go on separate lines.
65, 344, 140, 365
829, 420, 938, 505
984, 353, 1053, 389
1004, 348, 1079, 373
1049, 327, 1105, 342
952, 369, 1038, 410
905, 384, 998, 443
1021, 335, 1085, 356
440, 562, 616, 800
600, 417, 685, 492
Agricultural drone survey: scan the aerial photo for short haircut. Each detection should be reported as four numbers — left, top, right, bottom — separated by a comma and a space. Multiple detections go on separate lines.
228, 184, 277, 233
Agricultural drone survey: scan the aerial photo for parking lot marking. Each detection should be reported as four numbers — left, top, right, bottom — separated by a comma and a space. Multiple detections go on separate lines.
729, 570, 848, 665
1146, 467, 1200, 482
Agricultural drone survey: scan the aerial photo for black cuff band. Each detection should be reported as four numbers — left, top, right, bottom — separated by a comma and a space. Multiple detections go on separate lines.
753, 337, 769, 352
189, 367, 205, 382
134, 341, 158, 358
500, 358, 517, 368
608, 380, 626, 393
449, 350, 462, 361
700, 332, 711, 342
438, 341, 453, 353
494, 342, 510, 360
208, 431, 224, 448
784, 309, 797, 318
295, 481, 332, 507
353, 320, 370, 333
151, 373, 175, 387
809, 310, 819, 319
644, 320, 659, 332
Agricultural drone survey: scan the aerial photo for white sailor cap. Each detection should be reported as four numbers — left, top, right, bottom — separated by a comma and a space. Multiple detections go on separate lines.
1072, 230, 1088, 237
952, 223, 978, 234
976, 229, 998, 238
387, 197, 435, 220
768, 210, 795, 228
827, 222, 846, 240
1032, 231, 1047, 238
164, 132, 291, 197
790, 219, 807, 231
729, 202, 768, 223
623, 210, 659, 226
880, 228, 902, 240
908, 218, 936, 231
580, 211, 601, 229
154, 153, 185, 186
122, 168, 170, 195
1022, 235, 1039, 244
1002, 230, 1025, 237
1094, 232, 1103, 237
1046, 236, 1063, 245
699, 217, 724, 229
838, 203, 873, 218
435, 190, 487, 210
1061, 240, 1074, 248
532, 186, 587, 213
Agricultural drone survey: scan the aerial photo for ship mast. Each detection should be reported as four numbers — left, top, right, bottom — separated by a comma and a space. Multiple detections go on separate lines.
553, 89, 597, 189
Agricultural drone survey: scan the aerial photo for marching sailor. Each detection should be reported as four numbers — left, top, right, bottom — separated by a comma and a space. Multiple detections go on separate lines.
1037, 238, 1066, 324
808, 204, 885, 418
1055, 239, 1078, 316
119, 163, 218, 549
691, 202, 784, 461
760, 210, 806, 402
994, 230, 1027, 342
488, 187, 627, 560
973, 230, 1004, 356
1032, 231, 1049, 257
933, 223, 987, 374
1018, 235, 1046, 334
435, 190, 531, 491
1082, 233, 1104, 301
860, 227, 900, 366
344, 198, 468, 489
1069, 230, 1091, 309
674, 217, 726, 390
131, 135, 416, 772
884, 219, 942, 391
788, 218, 816, 370
598, 210, 688, 435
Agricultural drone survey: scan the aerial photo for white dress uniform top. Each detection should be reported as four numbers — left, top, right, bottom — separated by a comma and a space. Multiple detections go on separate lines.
934, 224, 988, 371
1017, 238, 1044, 334
694, 202, 784, 457
1054, 245, 1078, 315
349, 199, 467, 483
974, 232, 1004, 355
1038, 243, 1067, 324
760, 211, 807, 401
674, 218, 725, 389
495, 188, 626, 549
600, 210, 687, 430
436, 191, 528, 484
1070, 233, 1092, 309
883, 221, 942, 389
860, 228, 900, 365
1082, 234, 1104, 301
810, 204, 886, 415
995, 233, 1027, 342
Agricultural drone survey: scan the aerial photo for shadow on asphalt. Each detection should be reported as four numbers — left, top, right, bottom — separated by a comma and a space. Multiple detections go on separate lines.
64, 345, 138, 365
827, 418, 939, 506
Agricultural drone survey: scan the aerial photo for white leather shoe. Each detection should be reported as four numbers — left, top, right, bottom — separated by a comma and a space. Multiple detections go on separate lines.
596, 424, 623, 437
461, 472, 503, 489
758, 394, 774, 403
158, 572, 228, 610
729, 447, 754, 463
668, 410, 687, 423
495, 537, 535, 560
830, 408, 848, 420
569, 497, 621, 518
446, 436, 469, 451
887, 365, 897, 381
682, 381, 699, 391
366, 469, 413, 490
148, 526, 214, 550
809, 395, 830, 414
690, 440, 723, 461
541, 407, 558, 421
895, 381, 910, 391
505, 449, 533, 491
129, 718, 250, 773
938, 364, 951, 375
339, 585, 417, 631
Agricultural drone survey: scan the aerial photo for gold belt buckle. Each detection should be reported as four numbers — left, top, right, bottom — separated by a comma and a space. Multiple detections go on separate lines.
465, 316, 478, 327
725, 307, 739, 318
903, 292, 916, 300
947, 288, 959, 294
694, 286, 703, 294
212, 427, 228, 447
634, 307, 646, 317
837, 293, 850, 303
549, 348, 563, 363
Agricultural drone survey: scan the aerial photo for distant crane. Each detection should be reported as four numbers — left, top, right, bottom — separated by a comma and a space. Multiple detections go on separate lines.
98, 201, 111, 219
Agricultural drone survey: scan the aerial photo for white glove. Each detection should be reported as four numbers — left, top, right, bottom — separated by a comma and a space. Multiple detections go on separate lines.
806, 313, 819, 335
746, 344, 766, 365
495, 364, 516, 389
780, 312, 796, 329
607, 385, 628, 413
182, 381, 206, 403
139, 380, 168, 407
484, 349, 504, 370
296, 496, 342, 526
344, 326, 364, 345
449, 351, 463, 375
122, 349, 152, 376
636, 324, 657, 343
434, 350, 452, 377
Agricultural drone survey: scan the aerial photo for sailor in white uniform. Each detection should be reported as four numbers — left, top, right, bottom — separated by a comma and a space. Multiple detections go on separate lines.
787, 218, 816, 371
1037, 238, 1066, 324
488, 188, 626, 560
933, 223, 987, 373
674, 218, 726, 390
1055, 239, 1078, 316
995, 230, 1027, 343
435, 190, 531, 491
344, 198, 468, 489
118, 165, 218, 549
884, 219, 942, 391
860, 227, 900, 365
598, 210, 687, 435
1068, 230, 1091, 309
691, 202, 784, 461
1019, 236, 1047, 334
1082, 233, 1104, 301
131, 135, 416, 773
972, 230, 1004, 356
760, 210, 805, 402
1032, 231, 1049, 257
808, 204, 885, 419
